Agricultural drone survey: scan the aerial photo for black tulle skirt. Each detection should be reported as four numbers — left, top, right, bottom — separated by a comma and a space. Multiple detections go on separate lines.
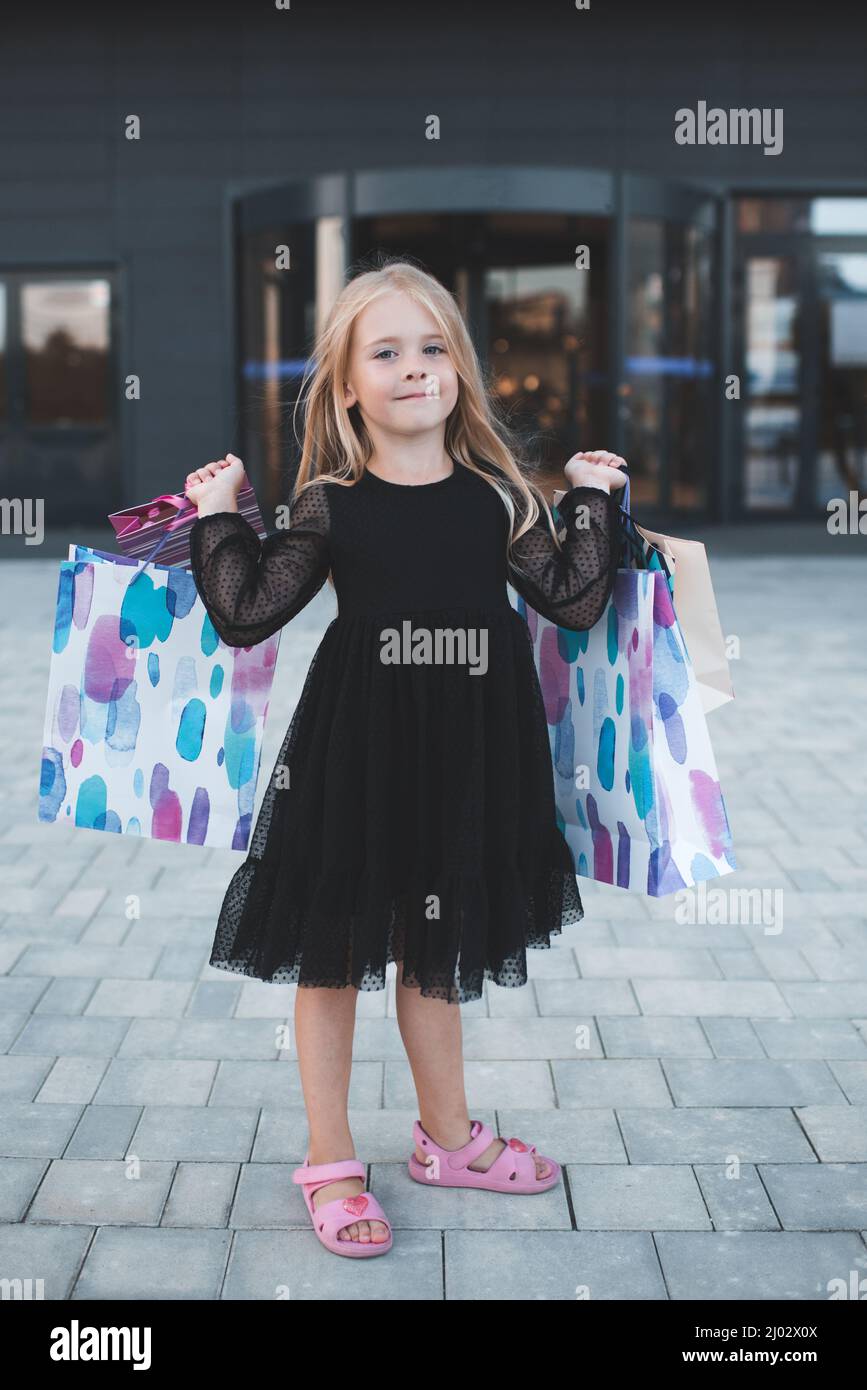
208, 604, 584, 1003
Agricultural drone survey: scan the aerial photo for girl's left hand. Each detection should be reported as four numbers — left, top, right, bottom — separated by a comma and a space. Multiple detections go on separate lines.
564, 451, 628, 495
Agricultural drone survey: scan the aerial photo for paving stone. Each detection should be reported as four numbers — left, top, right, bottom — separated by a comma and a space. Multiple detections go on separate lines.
84, 980, 195, 1018
655, 1231, 867, 1300
208, 1060, 307, 1108
10, 1016, 131, 1057
699, 1018, 768, 1057
551, 1060, 672, 1108
618, 1108, 818, 1163
439, 1017, 604, 1061
533, 979, 640, 1016
229, 1162, 303, 1228
0, 1159, 50, 1222
0, 976, 53, 1012
780, 983, 867, 1017
28, 1159, 174, 1224
633, 980, 791, 1017
117, 1018, 288, 1060
0, 1222, 93, 1298
759, 1162, 867, 1229
753, 1019, 867, 1059
184, 982, 240, 1017
161, 1162, 239, 1227
222, 1227, 442, 1299
795, 1107, 867, 1162
0, 1013, 28, 1051
126, 1105, 261, 1162
827, 1062, 867, 1104
154, 947, 211, 981
72, 1227, 231, 1299
575, 946, 721, 978
2, 917, 85, 942
65, 1105, 143, 1159
121, 921, 216, 948
566, 1164, 711, 1229
663, 1059, 848, 1107
710, 950, 771, 980
0, 1055, 55, 1101
0, 940, 29, 973
93, 1059, 218, 1107
694, 1164, 782, 1229
32, 978, 99, 1014
485, 980, 540, 1016
0, 1103, 83, 1157
54, 888, 108, 919
233, 980, 298, 1017
35, 1057, 109, 1104
445, 1230, 666, 1299
596, 1017, 713, 1057
12, 945, 161, 979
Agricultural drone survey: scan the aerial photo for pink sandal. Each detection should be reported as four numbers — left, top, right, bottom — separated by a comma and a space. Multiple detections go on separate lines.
408, 1118, 561, 1194
292, 1157, 393, 1258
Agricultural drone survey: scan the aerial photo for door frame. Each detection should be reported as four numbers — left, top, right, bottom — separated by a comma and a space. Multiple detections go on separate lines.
0, 263, 124, 523
230, 165, 722, 521
732, 227, 867, 519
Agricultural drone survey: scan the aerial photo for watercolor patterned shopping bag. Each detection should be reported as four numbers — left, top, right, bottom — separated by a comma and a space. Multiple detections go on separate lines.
38, 544, 280, 850
512, 477, 737, 896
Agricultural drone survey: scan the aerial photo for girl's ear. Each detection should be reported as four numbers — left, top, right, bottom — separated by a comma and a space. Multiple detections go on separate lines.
343, 381, 357, 408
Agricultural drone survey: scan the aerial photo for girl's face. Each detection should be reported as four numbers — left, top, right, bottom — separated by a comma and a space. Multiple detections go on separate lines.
343, 290, 459, 443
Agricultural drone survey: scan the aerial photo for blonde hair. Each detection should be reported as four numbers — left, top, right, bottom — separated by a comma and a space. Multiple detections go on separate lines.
290, 256, 562, 578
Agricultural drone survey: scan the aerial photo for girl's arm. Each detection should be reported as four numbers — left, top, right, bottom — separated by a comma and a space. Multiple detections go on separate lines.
187, 471, 331, 648
507, 454, 626, 631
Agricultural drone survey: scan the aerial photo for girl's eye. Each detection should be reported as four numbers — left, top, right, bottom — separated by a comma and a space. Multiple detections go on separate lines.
373, 345, 445, 360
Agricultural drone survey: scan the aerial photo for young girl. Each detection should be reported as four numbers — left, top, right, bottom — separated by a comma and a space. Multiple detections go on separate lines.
184, 259, 627, 1259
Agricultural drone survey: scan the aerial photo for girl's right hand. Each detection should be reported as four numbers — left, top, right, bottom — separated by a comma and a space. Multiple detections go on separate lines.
185, 453, 246, 509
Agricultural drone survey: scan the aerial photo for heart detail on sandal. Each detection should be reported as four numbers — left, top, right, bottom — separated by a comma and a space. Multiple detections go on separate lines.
342, 1194, 369, 1217
507, 1138, 529, 1152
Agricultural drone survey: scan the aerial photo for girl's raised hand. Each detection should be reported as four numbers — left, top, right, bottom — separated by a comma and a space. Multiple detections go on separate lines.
564, 450, 628, 495
185, 454, 246, 508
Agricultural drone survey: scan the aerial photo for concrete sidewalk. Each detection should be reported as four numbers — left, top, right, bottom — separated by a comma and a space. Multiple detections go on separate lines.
1, 551, 866, 1300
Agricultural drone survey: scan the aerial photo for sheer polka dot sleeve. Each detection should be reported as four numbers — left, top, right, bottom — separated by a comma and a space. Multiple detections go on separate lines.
507, 484, 623, 631
188, 481, 331, 647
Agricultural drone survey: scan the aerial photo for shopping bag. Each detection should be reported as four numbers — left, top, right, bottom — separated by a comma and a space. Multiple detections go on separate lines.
108, 480, 267, 569
632, 524, 734, 715
553, 490, 734, 716
38, 535, 280, 850
515, 473, 737, 896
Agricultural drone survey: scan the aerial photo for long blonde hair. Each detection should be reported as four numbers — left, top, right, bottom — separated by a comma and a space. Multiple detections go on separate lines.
290, 256, 562, 575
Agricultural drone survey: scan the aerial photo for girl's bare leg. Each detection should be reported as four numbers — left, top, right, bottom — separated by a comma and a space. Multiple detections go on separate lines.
294, 984, 389, 1244
394, 964, 551, 1178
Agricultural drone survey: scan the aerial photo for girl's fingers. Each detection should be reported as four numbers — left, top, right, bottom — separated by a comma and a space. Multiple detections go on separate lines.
185, 457, 237, 490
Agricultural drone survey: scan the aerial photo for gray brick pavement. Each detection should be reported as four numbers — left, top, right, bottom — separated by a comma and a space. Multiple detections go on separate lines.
1, 553, 866, 1300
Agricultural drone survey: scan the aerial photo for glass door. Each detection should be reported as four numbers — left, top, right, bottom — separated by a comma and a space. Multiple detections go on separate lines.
734, 225, 867, 517
619, 175, 719, 516
0, 270, 120, 525
815, 249, 867, 508
350, 210, 613, 491
736, 244, 806, 513
236, 177, 349, 516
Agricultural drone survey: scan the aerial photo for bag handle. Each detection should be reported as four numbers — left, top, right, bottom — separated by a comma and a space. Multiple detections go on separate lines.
125, 495, 197, 588
115, 492, 196, 537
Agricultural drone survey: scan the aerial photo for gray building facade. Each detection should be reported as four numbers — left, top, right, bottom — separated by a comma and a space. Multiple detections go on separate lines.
1, 0, 866, 531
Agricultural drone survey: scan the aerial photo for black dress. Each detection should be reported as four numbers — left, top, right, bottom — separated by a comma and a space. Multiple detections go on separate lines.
188, 461, 622, 1004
